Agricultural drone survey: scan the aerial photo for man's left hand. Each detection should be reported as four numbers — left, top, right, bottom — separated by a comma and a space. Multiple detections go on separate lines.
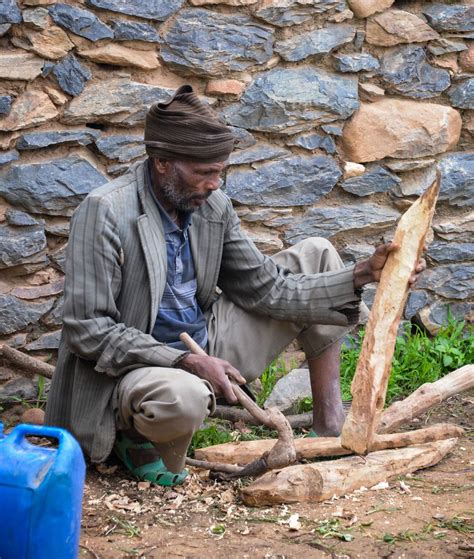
353, 242, 426, 289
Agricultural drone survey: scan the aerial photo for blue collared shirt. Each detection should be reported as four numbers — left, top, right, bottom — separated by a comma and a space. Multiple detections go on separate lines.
146, 162, 208, 351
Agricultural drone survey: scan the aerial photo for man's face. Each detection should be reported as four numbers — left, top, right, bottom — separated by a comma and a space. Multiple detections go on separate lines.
158, 160, 227, 212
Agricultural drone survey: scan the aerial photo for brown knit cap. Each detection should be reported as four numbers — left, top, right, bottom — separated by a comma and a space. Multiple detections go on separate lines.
144, 85, 236, 163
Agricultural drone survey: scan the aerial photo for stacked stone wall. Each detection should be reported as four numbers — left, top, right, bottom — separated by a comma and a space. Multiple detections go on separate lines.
0, 0, 473, 393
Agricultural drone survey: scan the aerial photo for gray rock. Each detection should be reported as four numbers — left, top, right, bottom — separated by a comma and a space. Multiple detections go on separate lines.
95, 135, 145, 162
287, 132, 336, 154
224, 67, 359, 134
404, 290, 429, 319
228, 126, 256, 150
49, 3, 113, 41
228, 143, 288, 166
385, 158, 435, 172
433, 213, 474, 243
226, 155, 341, 206
0, 0, 21, 24
86, 0, 184, 21
110, 20, 160, 42
422, 4, 474, 33
0, 156, 108, 216
44, 221, 69, 237
5, 209, 42, 227
0, 149, 19, 166
427, 241, 474, 264
25, 330, 61, 351
53, 54, 92, 97
427, 38, 467, 56
438, 152, 474, 207
333, 53, 380, 72
0, 23, 11, 35
17, 129, 100, 150
321, 123, 343, 136
255, 0, 344, 28
0, 294, 54, 335
379, 45, 451, 99
0, 225, 47, 268
417, 264, 474, 300
448, 79, 474, 110
49, 245, 66, 273
160, 9, 274, 77
362, 284, 376, 310
393, 166, 437, 198
275, 24, 356, 62
238, 207, 293, 224
424, 301, 474, 332
264, 368, 311, 413
106, 162, 135, 176
341, 242, 375, 265
41, 295, 64, 327
284, 204, 400, 244
23, 7, 49, 29
0, 377, 37, 403
62, 78, 176, 126
341, 165, 400, 196
0, 95, 12, 115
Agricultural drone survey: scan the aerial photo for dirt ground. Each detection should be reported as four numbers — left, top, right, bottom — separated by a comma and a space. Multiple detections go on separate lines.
72, 393, 474, 559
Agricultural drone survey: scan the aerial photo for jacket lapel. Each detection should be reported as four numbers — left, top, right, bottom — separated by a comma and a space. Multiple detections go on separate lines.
135, 164, 167, 332
190, 211, 224, 311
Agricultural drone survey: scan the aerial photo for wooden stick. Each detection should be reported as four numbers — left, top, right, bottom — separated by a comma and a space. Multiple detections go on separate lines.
240, 438, 458, 506
341, 177, 440, 454
212, 405, 313, 428
195, 423, 464, 464
0, 344, 54, 379
379, 365, 474, 433
179, 332, 297, 478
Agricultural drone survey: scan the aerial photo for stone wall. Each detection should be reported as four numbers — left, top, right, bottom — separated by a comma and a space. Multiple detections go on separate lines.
0, 0, 473, 387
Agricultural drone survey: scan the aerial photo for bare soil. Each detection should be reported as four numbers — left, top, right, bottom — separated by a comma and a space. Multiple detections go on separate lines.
1, 394, 473, 559
76, 393, 473, 559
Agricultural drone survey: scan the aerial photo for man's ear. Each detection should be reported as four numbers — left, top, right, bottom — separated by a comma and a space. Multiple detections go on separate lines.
152, 158, 172, 175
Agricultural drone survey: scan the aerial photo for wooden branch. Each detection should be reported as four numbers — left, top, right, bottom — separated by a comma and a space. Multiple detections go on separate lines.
180, 332, 296, 479
240, 438, 458, 506
341, 177, 440, 454
212, 406, 313, 429
195, 423, 463, 464
0, 344, 54, 379
379, 365, 474, 433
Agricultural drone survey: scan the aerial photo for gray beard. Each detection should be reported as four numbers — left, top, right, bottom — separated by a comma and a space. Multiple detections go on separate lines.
160, 169, 196, 212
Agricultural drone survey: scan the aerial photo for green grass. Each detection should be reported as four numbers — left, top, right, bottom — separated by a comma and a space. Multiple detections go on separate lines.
190, 318, 473, 452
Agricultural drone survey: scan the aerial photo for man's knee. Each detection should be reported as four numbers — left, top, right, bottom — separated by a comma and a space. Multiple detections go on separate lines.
281, 237, 343, 275
171, 370, 213, 426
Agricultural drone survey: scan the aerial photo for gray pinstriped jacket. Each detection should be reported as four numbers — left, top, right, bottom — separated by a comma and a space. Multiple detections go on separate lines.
45, 161, 361, 462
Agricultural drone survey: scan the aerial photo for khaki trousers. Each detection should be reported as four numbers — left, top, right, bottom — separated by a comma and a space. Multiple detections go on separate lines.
115, 238, 360, 472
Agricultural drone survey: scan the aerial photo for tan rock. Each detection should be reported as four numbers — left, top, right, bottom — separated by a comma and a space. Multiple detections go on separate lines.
359, 82, 385, 101
11, 26, 74, 60
348, 0, 394, 18
22, 0, 55, 4
21, 408, 45, 425
328, 9, 354, 22
206, 79, 246, 97
432, 54, 459, 73
43, 85, 69, 106
459, 45, 474, 73
342, 99, 462, 162
344, 161, 366, 179
190, 0, 257, 4
78, 44, 160, 70
366, 10, 439, 46
0, 90, 58, 132
0, 51, 44, 81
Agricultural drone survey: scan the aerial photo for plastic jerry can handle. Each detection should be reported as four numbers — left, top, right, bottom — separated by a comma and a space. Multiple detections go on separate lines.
9, 424, 67, 449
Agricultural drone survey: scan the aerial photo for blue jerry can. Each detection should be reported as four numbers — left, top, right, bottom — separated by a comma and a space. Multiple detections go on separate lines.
0, 423, 86, 559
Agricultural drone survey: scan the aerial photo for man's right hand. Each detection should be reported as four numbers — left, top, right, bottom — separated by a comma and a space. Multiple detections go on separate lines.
178, 354, 246, 404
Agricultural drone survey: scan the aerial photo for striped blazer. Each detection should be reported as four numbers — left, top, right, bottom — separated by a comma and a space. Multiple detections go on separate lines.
45, 161, 360, 462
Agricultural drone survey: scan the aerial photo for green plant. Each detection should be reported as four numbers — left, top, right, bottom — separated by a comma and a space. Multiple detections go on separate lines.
188, 420, 233, 455
256, 358, 288, 407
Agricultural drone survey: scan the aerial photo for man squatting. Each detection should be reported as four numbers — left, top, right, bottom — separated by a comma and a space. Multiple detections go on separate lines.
45, 86, 425, 487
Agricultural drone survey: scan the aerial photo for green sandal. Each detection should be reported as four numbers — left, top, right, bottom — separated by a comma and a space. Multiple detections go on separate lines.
113, 432, 188, 487
306, 429, 319, 438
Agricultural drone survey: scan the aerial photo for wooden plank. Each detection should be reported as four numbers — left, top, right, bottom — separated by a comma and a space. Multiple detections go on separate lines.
194, 423, 463, 464
240, 438, 458, 506
379, 364, 474, 433
341, 178, 440, 454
